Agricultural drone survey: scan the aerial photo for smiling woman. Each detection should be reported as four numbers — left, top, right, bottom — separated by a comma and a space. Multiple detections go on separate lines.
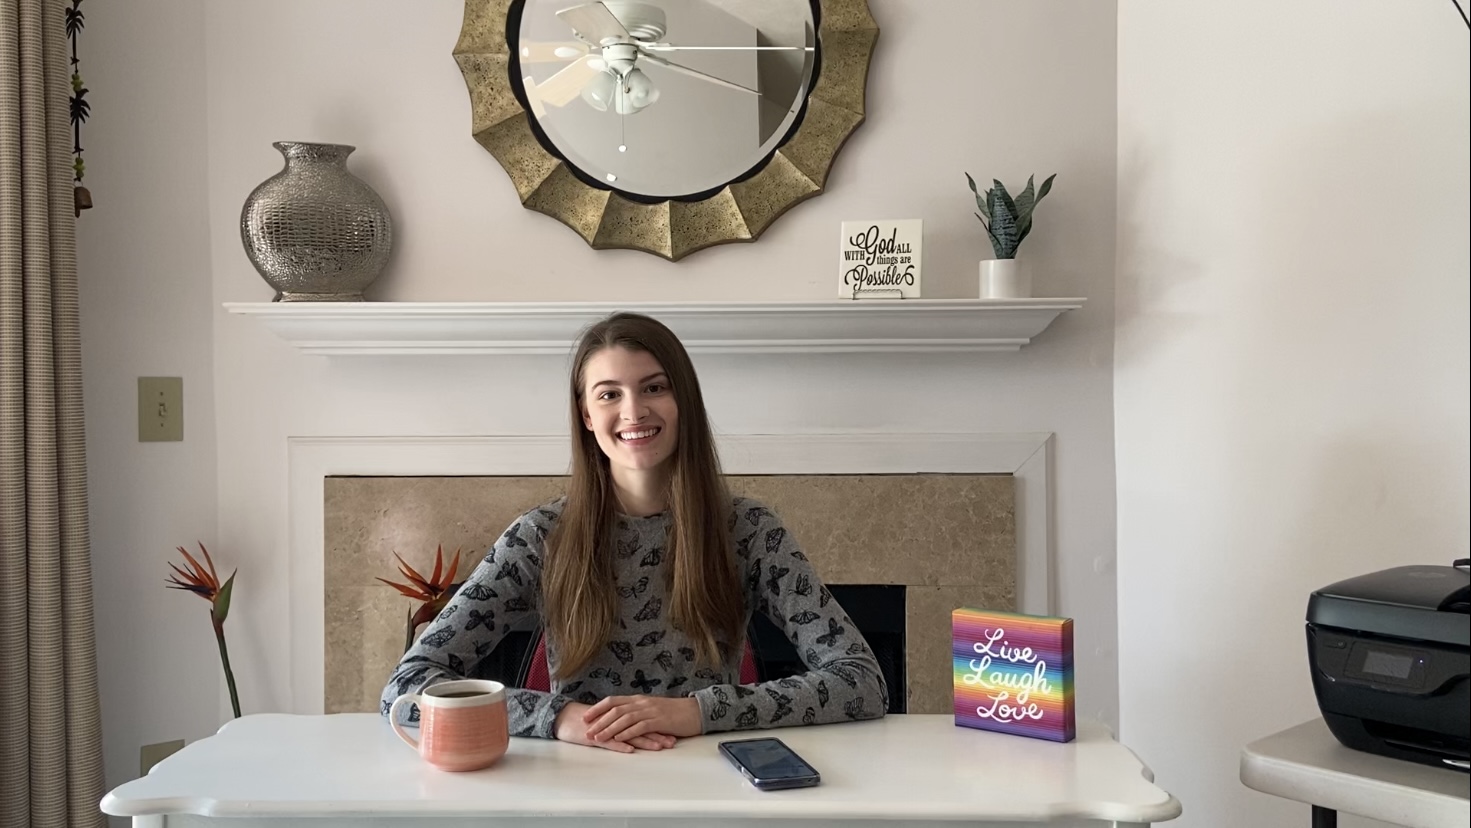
581, 350, 681, 487
381, 312, 889, 753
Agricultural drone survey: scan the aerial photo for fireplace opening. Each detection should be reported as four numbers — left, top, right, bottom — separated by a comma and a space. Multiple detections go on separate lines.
747, 584, 906, 714
476, 628, 537, 689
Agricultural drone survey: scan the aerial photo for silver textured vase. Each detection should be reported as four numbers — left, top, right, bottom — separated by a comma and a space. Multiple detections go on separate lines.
240, 142, 393, 302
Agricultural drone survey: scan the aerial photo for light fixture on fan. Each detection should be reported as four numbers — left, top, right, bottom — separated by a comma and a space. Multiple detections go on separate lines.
579, 67, 660, 114
520, 1, 812, 116
575, 41, 661, 115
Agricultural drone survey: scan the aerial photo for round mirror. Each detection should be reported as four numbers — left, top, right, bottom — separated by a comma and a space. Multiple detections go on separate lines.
453, 0, 877, 260
513, 1, 817, 200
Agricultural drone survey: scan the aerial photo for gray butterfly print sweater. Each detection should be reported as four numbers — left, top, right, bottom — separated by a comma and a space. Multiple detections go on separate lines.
381, 496, 888, 739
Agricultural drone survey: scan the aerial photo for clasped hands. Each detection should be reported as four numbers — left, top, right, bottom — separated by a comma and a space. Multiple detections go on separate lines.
554, 694, 702, 754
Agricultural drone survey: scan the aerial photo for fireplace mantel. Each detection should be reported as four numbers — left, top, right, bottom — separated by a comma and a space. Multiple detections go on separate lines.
224, 298, 1084, 355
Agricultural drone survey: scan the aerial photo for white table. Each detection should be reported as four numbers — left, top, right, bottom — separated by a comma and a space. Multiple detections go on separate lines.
101, 713, 1181, 827
1240, 719, 1470, 828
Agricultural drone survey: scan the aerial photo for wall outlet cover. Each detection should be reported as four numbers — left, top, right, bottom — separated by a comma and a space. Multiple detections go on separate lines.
139, 738, 185, 776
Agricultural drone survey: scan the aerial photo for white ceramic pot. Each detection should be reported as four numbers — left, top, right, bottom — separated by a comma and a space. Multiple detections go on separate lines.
979, 259, 1030, 299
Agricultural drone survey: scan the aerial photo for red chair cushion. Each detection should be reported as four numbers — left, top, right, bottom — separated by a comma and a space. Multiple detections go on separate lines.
523, 634, 758, 693
738, 639, 758, 684
524, 635, 552, 693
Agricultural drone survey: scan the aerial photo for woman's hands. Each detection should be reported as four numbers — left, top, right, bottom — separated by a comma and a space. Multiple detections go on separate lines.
553, 701, 678, 753
583, 694, 703, 744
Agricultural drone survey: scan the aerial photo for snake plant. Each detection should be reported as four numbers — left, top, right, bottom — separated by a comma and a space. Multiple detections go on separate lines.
966, 173, 1056, 259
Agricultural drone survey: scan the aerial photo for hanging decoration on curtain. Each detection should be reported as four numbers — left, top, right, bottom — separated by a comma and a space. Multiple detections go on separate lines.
66, 0, 92, 217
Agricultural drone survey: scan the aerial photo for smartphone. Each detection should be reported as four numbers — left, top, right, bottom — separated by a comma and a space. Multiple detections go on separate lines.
718, 737, 821, 791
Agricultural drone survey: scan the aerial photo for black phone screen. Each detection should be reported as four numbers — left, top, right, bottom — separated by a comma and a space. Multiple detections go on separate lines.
720, 738, 818, 781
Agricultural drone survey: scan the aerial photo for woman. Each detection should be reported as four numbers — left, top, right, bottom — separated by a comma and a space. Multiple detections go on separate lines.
381, 312, 886, 753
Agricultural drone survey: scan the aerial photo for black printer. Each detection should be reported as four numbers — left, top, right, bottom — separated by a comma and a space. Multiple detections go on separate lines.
1307, 560, 1469, 772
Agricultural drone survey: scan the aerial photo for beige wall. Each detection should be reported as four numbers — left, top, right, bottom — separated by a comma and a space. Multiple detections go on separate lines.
75, 2, 219, 820
77, 0, 1471, 821
80, 0, 1120, 812
202, 0, 1116, 302
1116, 2, 1470, 827
201, 0, 1119, 735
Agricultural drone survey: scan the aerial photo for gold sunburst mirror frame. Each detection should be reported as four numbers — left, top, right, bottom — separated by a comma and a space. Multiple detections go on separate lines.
453, 0, 878, 261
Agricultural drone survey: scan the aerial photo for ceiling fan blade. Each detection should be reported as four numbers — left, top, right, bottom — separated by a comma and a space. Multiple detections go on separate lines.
532, 57, 607, 107
556, 2, 630, 45
518, 40, 590, 63
640, 53, 760, 95
642, 44, 814, 52
522, 76, 549, 118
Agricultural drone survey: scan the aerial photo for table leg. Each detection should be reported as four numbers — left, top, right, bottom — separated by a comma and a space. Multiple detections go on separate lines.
1311, 804, 1337, 828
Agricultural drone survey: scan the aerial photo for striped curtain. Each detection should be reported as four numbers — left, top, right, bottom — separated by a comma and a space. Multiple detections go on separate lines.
0, 1, 107, 826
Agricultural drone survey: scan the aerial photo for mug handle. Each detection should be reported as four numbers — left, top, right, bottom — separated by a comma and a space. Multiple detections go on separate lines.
388, 693, 421, 750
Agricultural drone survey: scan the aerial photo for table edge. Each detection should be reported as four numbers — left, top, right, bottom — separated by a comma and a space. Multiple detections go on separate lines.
1240, 749, 1470, 828
100, 714, 1183, 823
101, 792, 1184, 822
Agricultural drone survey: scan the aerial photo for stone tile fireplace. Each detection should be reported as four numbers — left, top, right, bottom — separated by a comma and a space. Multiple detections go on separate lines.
288, 433, 1054, 717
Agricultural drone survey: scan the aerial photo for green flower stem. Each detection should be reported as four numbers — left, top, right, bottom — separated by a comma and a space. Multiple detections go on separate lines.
213, 619, 242, 719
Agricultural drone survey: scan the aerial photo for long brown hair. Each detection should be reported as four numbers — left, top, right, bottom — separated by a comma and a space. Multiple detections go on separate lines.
544, 312, 743, 679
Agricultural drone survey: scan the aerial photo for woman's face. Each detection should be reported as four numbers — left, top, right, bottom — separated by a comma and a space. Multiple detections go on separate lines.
580, 346, 680, 478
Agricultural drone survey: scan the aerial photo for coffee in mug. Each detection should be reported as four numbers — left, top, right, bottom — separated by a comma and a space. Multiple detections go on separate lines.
389, 679, 509, 772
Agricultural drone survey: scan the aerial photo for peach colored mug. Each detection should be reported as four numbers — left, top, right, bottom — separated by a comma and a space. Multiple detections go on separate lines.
389, 679, 509, 772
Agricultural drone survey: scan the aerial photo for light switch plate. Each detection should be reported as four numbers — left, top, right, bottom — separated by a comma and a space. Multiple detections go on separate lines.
139, 739, 184, 776
138, 377, 183, 442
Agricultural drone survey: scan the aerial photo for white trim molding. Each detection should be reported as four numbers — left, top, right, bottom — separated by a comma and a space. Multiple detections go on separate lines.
286, 432, 1054, 714
227, 299, 1084, 355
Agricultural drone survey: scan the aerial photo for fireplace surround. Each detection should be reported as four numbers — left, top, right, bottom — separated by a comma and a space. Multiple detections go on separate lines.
290, 432, 1053, 716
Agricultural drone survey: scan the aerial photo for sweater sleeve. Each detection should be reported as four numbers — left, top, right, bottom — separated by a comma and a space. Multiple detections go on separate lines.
692, 502, 888, 733
379, 507, 572, 739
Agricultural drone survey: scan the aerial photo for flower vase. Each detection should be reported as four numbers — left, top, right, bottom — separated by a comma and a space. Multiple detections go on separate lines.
240, 142, 393, 302
979, 259, 1030, 299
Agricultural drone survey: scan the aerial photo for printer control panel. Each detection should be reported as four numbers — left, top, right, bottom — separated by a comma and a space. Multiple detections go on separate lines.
1312, 627, 1459, 695
1343, 640, 1429, 691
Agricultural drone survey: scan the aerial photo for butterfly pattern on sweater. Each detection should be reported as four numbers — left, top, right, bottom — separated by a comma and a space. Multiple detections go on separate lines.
381, 496, 887, 740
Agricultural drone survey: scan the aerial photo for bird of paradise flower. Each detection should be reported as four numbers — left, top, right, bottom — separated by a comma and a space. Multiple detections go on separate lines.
377, 545, 463, 653
166, 543, 241, 719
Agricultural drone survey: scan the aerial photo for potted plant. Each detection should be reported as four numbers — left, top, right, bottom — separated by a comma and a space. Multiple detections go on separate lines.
966, 173, 1056, 298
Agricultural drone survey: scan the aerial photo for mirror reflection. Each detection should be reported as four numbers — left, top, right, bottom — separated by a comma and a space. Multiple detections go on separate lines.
514, 0, 817, 198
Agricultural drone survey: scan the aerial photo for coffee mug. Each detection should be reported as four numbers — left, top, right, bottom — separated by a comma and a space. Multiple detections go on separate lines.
389, 679, 509, 772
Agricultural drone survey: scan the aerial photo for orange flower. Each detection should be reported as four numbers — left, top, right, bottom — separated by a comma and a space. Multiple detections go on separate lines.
377, 544, 462, 604
166, 542, 241, 719
166, 542, 235, 626
378, 545, 462, 651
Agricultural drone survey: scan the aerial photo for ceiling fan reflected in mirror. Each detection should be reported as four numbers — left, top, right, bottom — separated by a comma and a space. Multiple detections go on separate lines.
519, 1, 813, 117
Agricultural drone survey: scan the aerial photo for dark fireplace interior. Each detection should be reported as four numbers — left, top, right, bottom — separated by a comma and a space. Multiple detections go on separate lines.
469, 585, 906, 714
747, 584, 906, 714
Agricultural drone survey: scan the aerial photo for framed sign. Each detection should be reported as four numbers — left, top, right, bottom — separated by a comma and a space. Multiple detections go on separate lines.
952, 608, 1075, 743
839, 220, 922, 299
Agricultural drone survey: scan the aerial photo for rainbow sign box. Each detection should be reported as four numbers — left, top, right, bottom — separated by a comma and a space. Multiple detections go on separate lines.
952, 608, 1075, 742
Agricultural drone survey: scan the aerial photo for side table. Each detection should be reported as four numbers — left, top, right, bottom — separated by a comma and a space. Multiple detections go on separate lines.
1241, 719, 1469, 828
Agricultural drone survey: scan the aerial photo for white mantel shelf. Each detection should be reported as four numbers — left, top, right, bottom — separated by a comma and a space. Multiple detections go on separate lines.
223, 298, 1085, 355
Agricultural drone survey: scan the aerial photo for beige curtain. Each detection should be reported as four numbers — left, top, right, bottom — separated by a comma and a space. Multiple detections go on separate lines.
0, 1, 107, 826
